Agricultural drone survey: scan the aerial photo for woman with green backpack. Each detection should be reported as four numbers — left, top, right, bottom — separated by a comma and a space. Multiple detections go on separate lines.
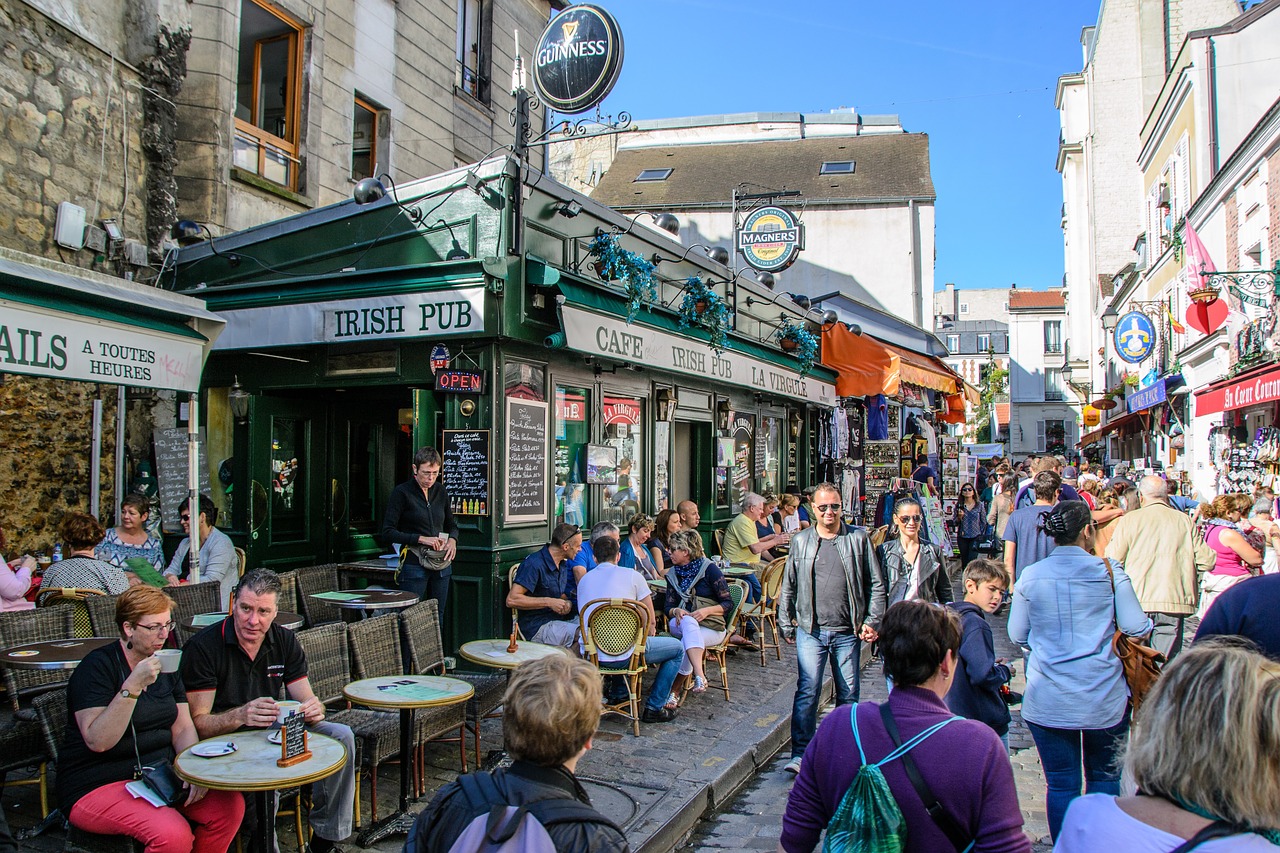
779, 600, 1029, 852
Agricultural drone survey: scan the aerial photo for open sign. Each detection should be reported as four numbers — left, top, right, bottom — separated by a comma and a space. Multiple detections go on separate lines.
434, 370, 485, 393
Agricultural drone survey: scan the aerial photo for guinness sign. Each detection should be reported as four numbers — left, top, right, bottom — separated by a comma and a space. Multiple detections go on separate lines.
737, 206, 805, 272
532, 5, 624, 115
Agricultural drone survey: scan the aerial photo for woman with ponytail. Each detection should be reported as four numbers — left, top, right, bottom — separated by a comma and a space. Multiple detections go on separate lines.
1007, 500, 1153, 842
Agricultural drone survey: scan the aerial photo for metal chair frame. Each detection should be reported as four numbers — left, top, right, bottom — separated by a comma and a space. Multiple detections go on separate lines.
741, 557, 786, 666
579, 598, 649, 736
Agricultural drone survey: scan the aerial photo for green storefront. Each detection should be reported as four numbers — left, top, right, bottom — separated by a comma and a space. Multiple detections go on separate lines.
170, 157, 836, 650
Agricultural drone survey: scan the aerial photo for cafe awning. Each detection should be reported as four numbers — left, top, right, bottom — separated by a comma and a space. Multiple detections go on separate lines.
820, 323, 899, 397
0, 248, 224, 392
879, 341, 960, 394
1078, 411, 1143, 447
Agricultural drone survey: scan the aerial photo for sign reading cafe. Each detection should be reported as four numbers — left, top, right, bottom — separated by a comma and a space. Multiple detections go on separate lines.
532, 4, 624, 115
737, 206, 805, 273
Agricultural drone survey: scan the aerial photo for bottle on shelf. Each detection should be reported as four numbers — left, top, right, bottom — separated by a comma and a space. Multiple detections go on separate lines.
52, 543, 63, 562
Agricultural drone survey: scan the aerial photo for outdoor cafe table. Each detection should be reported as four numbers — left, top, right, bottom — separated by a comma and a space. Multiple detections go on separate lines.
179, 610, 305, 633
309, 589, 418, 617
457, 639, 567, 671
175, 729, 347, 853
1, 637, 114, 669
343, 674, 474, 846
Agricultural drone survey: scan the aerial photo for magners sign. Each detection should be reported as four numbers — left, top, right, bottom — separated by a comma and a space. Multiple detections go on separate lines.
737, 205, 804, 272
532, 5, 624, 115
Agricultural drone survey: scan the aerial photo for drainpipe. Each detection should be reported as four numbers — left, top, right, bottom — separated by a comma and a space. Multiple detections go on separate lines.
1208, 37, 1220, 176
909, 199, 923, 327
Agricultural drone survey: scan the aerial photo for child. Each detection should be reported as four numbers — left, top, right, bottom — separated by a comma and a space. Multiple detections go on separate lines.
946, 558, 1014, 748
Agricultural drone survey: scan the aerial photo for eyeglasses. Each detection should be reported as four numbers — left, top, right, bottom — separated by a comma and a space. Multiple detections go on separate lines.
816, 504, 842, 513
179, 514, 190, 522
897, 516, 923, 524
134, 621, 176, 634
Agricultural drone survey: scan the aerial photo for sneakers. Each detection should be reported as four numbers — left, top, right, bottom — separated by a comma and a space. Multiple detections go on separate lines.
641, 705, 678, 723
783, 756, 802, 775
691, 675, 708, 694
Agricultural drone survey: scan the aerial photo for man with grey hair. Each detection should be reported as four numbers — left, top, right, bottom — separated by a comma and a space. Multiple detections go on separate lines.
1105, 475, 1213, 660
720, 493, 787, 645
182, 569, 356, 852
567, 521, 621, 583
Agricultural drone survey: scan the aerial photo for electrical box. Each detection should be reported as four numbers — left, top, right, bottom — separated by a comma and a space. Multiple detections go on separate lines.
55, 202, 86, 250
84, 225, 107, 253
123, 240, 148, 266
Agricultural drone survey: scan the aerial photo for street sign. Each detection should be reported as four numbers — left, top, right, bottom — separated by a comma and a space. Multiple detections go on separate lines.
737, 206, 804, 272
532, 5, 624, 115
1114, 311, 1156, 364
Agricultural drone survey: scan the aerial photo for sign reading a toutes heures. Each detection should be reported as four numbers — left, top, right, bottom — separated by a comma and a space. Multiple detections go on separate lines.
532, 4, 624, 115
737, 206, 805, 272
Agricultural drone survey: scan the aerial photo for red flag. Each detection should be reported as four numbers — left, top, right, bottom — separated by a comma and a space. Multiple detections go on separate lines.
1183, 222, 1216, 278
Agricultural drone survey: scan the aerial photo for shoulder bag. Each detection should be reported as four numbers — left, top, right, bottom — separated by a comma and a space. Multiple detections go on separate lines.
132, 721, 185, 807
1102, 558, 1165, 713
672, 562, 726, 633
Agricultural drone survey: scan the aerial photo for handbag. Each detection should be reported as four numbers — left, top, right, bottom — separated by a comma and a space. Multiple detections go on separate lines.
402, 543, 451, 572
1102, 559, 1165, 712
131, 722, 185, 808
692, 595, 727, 633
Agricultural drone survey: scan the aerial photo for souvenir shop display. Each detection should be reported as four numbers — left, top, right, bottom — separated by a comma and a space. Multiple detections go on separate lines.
863, 440, 901, 526
1209, 424, 1280, 494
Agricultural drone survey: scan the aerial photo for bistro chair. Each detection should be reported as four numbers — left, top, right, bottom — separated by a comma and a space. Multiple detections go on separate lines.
683, 578, 749, 703
296, 564, 343, 627
711, 528, 725, 558
400, 599, 506, 771
3, 691, 56, 822
740, 557, 786, 666
85, 592, 120, 637
507, 563, 526, 641
579, 598, 649, 736
166, 580, 221, 645
35, 587, 104, 637
273, 569, 301, 614
0, 605, 75, 713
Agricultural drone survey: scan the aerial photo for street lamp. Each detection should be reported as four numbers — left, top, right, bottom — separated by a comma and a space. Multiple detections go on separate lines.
1101, 304, 1119, 335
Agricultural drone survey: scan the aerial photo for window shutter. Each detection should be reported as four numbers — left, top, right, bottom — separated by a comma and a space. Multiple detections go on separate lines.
1036, 420, 1047, 453
1176, 134, 1191, 219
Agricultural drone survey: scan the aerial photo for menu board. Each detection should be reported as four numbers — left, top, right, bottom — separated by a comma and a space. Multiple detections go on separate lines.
442, 430, 490, 516
153, 427, 212, 533
505, 398, 549, 524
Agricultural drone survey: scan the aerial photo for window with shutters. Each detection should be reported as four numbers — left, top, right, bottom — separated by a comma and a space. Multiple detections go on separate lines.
1044, 419, 1066, 454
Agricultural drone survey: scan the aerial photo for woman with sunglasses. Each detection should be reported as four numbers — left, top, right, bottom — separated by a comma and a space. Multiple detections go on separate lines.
876, 497, 953, 606
954, 482, 987, 568
57, 586, 244, 852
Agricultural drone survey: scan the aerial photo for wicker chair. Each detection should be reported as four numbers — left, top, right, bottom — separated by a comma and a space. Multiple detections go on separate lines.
579, 598, 649, 736
85, 592, 120, 637
0, 606, 75, 713
740, 557, 786, 666
296, 564, 343, 627
274, 569, 301, 615
506, 563, 526, 641
3, 694, 54, 821
166, 580, 221, 646
35, 587, 104, 637
401, 600, 505, 769
686, 578, 749, 703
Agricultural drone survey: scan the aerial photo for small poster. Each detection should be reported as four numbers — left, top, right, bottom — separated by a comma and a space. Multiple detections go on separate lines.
585, 444, 618, 484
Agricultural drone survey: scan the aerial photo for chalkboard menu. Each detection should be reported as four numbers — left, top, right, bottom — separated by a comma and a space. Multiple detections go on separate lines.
277, 709, 310, 767
153, 428, 212, 533
504, 398, 548, 524
442, 430, 490, 516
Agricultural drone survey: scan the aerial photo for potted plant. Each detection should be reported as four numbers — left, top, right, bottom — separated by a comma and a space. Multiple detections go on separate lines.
775, 317, 819, 375
587, 232, 658, 323
677, 276, 733, 353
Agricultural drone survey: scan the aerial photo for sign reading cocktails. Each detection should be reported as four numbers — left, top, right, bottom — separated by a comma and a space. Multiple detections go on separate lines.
532, 4, 624, 115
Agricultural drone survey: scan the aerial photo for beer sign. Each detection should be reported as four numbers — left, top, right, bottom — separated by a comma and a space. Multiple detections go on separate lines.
532, 4, 624, 115
737, 206, 805, 272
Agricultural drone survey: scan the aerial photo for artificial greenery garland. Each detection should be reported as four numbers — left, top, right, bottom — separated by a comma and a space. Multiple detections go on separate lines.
677, 276, 733, 354
587, 232, 658, 323
775, 317, 819, 375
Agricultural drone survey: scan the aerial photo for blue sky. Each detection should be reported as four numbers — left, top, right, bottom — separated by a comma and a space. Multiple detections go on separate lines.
584, 1, 1102, 291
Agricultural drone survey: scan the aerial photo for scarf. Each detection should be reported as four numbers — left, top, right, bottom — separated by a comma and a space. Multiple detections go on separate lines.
671, 557, 706, 598
1172, 794, 1280, 845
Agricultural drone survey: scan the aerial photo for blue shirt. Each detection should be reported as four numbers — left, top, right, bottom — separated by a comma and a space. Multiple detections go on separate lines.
1001, 505, 1057, 577
513, 546, 575, 640
1007, 546, 1153, 729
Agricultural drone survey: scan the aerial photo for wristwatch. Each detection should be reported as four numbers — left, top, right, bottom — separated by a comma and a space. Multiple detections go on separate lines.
120, 688, 140, 700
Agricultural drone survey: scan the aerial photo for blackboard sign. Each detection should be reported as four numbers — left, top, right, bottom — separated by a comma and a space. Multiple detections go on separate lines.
504, 398, 548, 524
277, 709, 310, 767
443, 430, 490, 516
153, 428, 212, 533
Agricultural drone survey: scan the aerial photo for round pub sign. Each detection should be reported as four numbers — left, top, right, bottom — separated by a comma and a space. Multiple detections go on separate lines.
532, 4, 624, 115
737, 206, 805, 272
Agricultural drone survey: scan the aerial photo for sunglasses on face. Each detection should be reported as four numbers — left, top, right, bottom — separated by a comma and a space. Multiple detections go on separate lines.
897, 516, 922, 524
816, 504, 841, 513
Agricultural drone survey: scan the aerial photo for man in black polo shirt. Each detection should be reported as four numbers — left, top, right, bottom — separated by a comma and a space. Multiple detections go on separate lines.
181, 569, 355, 853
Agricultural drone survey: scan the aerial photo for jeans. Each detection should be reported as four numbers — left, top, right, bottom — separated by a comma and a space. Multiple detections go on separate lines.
1148, 612, 1185, 661
603, 635, 682, 711
958, 536, 980, 569
1027, 707, 1130, 840
397, 564, 452, 617
791, 628, 861, 758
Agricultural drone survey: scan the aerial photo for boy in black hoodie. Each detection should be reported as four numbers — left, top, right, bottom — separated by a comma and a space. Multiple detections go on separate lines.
946, 558, 1014, 748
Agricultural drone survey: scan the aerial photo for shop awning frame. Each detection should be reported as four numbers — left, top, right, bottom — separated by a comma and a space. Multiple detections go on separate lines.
1194, 361, 1280, 416
1078, 411, 1144, 447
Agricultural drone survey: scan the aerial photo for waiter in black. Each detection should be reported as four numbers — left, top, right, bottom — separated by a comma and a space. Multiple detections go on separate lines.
381, 446, 459, 615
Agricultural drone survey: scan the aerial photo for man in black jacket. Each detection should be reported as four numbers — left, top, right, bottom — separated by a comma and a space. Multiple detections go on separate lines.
408, 653, 629, 852
777, 482, 887, 775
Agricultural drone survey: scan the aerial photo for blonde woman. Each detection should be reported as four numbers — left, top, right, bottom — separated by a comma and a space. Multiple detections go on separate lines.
1055, 640, 1280, 850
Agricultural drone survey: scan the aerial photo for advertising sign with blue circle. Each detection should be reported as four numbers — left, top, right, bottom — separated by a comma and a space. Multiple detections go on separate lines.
1114, 311, 1156, 364
736, 206, 805, 272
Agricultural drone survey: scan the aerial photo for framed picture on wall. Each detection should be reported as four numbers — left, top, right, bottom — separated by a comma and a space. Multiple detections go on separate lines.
585, 444, 618, 484
716, 437, 736, 468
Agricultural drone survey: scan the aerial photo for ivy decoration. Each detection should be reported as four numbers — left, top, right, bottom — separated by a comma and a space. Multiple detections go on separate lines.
775, 317, 819, 375
677, 276, 733, 354
587, 232, 658, 323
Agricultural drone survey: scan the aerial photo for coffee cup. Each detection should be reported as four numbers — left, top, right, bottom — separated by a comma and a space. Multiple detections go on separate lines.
276, 700, 301, 724
155, 649, 182, 673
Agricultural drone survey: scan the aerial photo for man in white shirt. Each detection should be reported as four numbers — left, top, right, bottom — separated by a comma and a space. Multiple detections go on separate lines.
576, 535, 684, 723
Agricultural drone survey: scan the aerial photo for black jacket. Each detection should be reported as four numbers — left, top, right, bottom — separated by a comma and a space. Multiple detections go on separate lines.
409, 761, 630, 853
778, 525, 886, 638
945, 601, 1012, 736
876, 539, 953, 605
380, 478, 459, 566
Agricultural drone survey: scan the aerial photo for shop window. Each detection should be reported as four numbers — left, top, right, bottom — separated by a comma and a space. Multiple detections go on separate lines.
728, 412, 755, 514
456, 0, 490, 102
654, 420, 670, 512
1043, 320, 1062, 354
601, 396, 643, 527
351, 95, 383, 181
271, 418, 307, 539
759, 416, 782, 496
555, 386, 590, 527
235, 0, 304, 190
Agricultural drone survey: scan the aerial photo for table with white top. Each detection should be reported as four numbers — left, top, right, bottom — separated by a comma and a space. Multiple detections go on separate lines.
457, 638, 568, 671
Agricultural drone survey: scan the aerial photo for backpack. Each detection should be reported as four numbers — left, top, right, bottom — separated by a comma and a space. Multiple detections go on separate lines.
822, 706, 963, 853
438, 770, 621, 853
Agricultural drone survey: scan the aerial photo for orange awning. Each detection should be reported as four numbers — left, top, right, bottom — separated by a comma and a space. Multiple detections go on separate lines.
821, 324, 899, 397
939, 392, 966, 425
878, 342, 960, 394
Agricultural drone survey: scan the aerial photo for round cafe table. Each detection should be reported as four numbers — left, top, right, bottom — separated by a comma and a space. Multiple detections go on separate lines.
308, 589, 418, 615
457, 638, 568, 671
179, 610, 305, 633
343, 674, 474, 846
175, 729, 347, 853
1, 637, 114, 670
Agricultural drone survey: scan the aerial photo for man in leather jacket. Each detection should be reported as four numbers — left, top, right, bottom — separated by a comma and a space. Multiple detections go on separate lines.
777, 483, 887, 775
408, 654, 629, 852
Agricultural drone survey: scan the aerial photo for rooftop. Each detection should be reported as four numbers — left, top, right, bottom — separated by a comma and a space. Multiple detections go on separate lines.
1007, 290, 1066, 311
